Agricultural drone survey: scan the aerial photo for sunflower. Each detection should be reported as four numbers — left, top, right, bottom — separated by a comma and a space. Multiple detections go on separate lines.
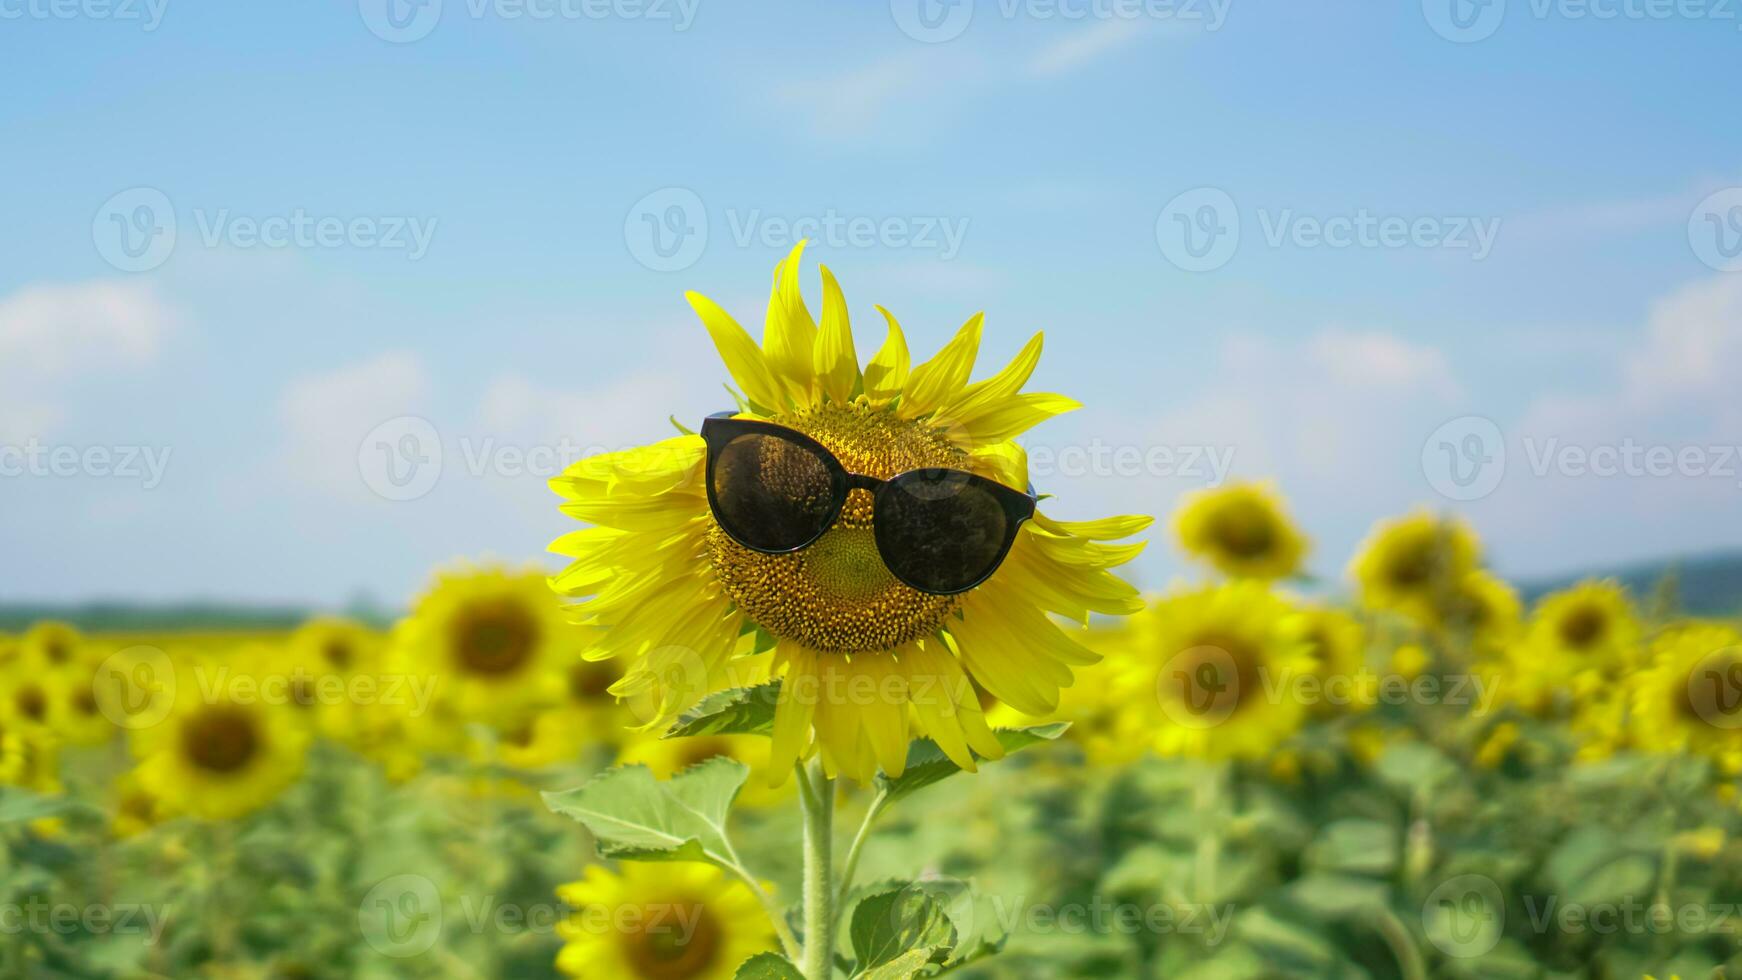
1628, 624, 1742, 759
1108, 581, 1315, 761
618, 733, 792, 808
555, 862, 775, 979
1438, 569, 1522, 658
390, 564, 579, 738
132, 669, 310, 821
1173, 480, 1308, 580
109, 770, 169, 838
47, 667, 117, 747
549, 244, 1149, 784
0, 718, 30, 786
1516, 580, 1640, 701
0, 671, 59, 738
18, 620, 88, 674
1349, 510, 1480, 624
1295, 604, 1375, 714
277, 617, 385, 742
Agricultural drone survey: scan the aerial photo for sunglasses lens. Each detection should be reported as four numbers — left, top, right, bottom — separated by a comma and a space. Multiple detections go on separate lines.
875, 470, 1013, 594
710, 431, 839, 551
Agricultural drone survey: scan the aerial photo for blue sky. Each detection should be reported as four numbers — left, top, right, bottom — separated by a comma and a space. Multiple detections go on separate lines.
2, 1, 1740, 607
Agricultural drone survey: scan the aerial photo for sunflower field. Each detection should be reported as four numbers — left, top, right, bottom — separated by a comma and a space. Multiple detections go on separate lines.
4, 250, 1741, 980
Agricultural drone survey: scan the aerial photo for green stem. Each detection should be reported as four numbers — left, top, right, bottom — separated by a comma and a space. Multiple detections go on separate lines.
720, 839, 802, 961
1192, 761, 1226, 905
834, 790, 889, 927
798, 760, 836, 980
1371, 908, 1430, 980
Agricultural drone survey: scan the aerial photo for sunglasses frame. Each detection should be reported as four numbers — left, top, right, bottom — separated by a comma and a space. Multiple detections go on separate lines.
699, 413, 1038, 595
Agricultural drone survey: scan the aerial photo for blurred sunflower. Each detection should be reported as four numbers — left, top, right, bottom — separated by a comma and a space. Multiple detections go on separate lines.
1439, 569, 1522, 657
109, 770, 169, 838
1628, 624, 1742, 758
618, 733, 792, 808
549, 243, 1149, 784
132, 672, 310, 821
18, 620, 87, 674
1296, 604, 1373, 713
278, 617, 384, 742
1, 671, 58, 738
1110, 581, 1315, 761
0, 717, 30, 786
1503, 581, 1639, 715
1173, 480, 1308, 580
391, 564, 578, 736
555, 863, 775, 980
1349, 510, 1480, 624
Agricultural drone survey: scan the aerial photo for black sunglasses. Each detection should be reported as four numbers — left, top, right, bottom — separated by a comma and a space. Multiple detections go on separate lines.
700, 414, 1037, 596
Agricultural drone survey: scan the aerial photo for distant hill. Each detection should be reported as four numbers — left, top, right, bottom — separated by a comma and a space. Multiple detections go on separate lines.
0, 599, 393, 633
1518, 550, 1742, 619
4, 552, 1741, 632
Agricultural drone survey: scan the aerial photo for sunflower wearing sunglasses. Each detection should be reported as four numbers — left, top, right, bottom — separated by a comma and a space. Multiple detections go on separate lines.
550, 243, 1150, 784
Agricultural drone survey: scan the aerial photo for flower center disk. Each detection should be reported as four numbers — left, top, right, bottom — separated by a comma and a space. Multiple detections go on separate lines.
708, 404, 967, 654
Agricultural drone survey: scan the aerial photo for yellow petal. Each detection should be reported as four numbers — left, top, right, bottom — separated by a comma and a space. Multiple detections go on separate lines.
762, 242, 818, 407
950, 392, 1079, 446
900, 313, 983, 419
937, 332, 1043, 424
813, 264, 859, 405
686, 291, 783, 411
863, 305, 910, 406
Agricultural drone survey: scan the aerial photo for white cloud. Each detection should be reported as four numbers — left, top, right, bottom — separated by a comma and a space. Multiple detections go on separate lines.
1027, 18, 1153, 76
277, 351, 432, 498
0, 279, 179, 441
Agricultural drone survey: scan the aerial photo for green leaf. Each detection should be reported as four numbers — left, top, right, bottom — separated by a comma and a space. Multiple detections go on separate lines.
850, 885, 958, 973
542, 758, 747, 864
856, 948, 937, 980
1304, 819, 1398, 876
735, 952, 804, 979
875, 724, 1069, 806
664, 683, 781, 739
1286, 874, 1391, 919
1373, 743, 1458, 797
0, 788, 70, 824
